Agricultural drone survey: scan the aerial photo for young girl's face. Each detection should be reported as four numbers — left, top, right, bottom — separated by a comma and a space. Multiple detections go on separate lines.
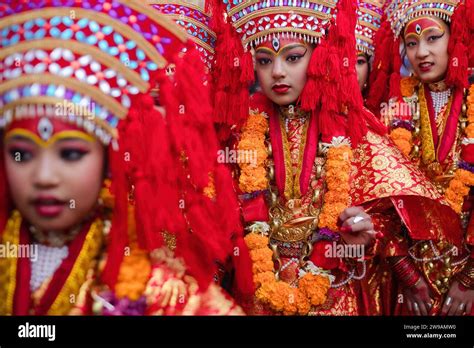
404, 16, 450, 84
3, 117, 105, 232
356, 53, 369, 92
254, 38, 314, 106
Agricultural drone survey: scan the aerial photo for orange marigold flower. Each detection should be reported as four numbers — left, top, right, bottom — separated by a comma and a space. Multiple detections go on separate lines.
446, 198, 462, 214
252, 260, 274, 274
296, 290, 311, 315
390, 127, 412, 141
392, 139, 412, 157
244, 113, 268, 134
455, 169, 474, 186
239, 166, 268, 193
327, 146, 352, 162
400, 76, 419, 97
449, 179, 469, 196
325, 159, 351, 171
324, 191, 349, 205
115, 248, 152, 301
465, 124, 474, 139
253, 271, 275, 287
299, 274, 330, 306
319, 202, 347, 230
244, 233, 269, 250
326, 177, 351, 191
445, 188, 461, 203
238, 136, 264, 152
250, 248, 273, 262
282, 288, 299, 315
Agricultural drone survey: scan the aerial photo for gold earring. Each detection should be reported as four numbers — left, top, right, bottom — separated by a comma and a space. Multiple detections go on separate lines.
99, 178, 114, 209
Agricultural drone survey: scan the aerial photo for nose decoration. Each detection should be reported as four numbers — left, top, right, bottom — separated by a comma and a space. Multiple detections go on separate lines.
38, 117, 54, 142
272, 37, 280, 52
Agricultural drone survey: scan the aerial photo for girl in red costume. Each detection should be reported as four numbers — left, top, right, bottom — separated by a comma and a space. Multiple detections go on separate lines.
369, 0, 474, 315
0, 0, 249, 316
211, 0, 462, 315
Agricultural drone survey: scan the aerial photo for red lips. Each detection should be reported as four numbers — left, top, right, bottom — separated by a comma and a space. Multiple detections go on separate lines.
32, 195, 66, 218
419, 62, 434, 72
272, 84, 290, 94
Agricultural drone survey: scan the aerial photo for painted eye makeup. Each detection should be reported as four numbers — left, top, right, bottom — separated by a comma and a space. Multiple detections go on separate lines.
59, 148, 89, 162
57, 141, 90, 162
427, 32, 444, 42
256, 57, 272, 66
285, 48, 307, 63
7, 145, 34, 163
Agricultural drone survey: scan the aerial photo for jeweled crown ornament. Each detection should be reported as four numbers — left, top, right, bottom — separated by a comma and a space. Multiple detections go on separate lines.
385, 0, 461, 37
356, 0, 385, 56
0, 0, 187, 147
147, 0, 216, 67
222, 0, 338, 48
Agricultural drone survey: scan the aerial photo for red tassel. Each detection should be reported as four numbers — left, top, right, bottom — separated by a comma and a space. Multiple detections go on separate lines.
462, 144, 474, 163
0, 148, 10, 235
446, 3, 469, 90
317, 0, 369, 146
389, 37, 403, 102
367, 19, 394, 115
232, 234, 255, 310
131, 42, 252, 289
467, 0, 474, 69
300, 43, 328, 111
101, 144, 129, 289
211, 0, 253, 133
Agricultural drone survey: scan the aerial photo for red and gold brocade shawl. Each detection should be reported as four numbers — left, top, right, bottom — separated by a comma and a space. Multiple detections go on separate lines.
351, 130, 463, 248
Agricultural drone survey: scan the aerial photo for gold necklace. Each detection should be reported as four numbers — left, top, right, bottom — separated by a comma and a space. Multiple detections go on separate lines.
428, 79, 448, 92
29, 224, 83, 248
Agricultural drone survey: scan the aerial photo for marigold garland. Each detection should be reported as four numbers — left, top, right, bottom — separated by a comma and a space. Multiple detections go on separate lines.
317, 145, 353, 231
389, 77, 419, 157
114, 206, 152, 301
389, 127, 412, 156
468, 85, 474, 137
244, 232, 331, 315
400, 76, 420, 98
238, 111, 350, 315
238, 112, 269, 193
444, 85, 474, 213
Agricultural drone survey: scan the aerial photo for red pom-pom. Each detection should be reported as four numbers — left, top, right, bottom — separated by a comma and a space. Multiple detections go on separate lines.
462, 144, 474, 163
310, 240, 339, 270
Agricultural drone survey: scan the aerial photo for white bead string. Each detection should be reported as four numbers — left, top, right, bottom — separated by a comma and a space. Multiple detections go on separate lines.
408, 240, 456, 262
330, 260, 367, 288
430, 89, 451, 117
280, 258, 299, 272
